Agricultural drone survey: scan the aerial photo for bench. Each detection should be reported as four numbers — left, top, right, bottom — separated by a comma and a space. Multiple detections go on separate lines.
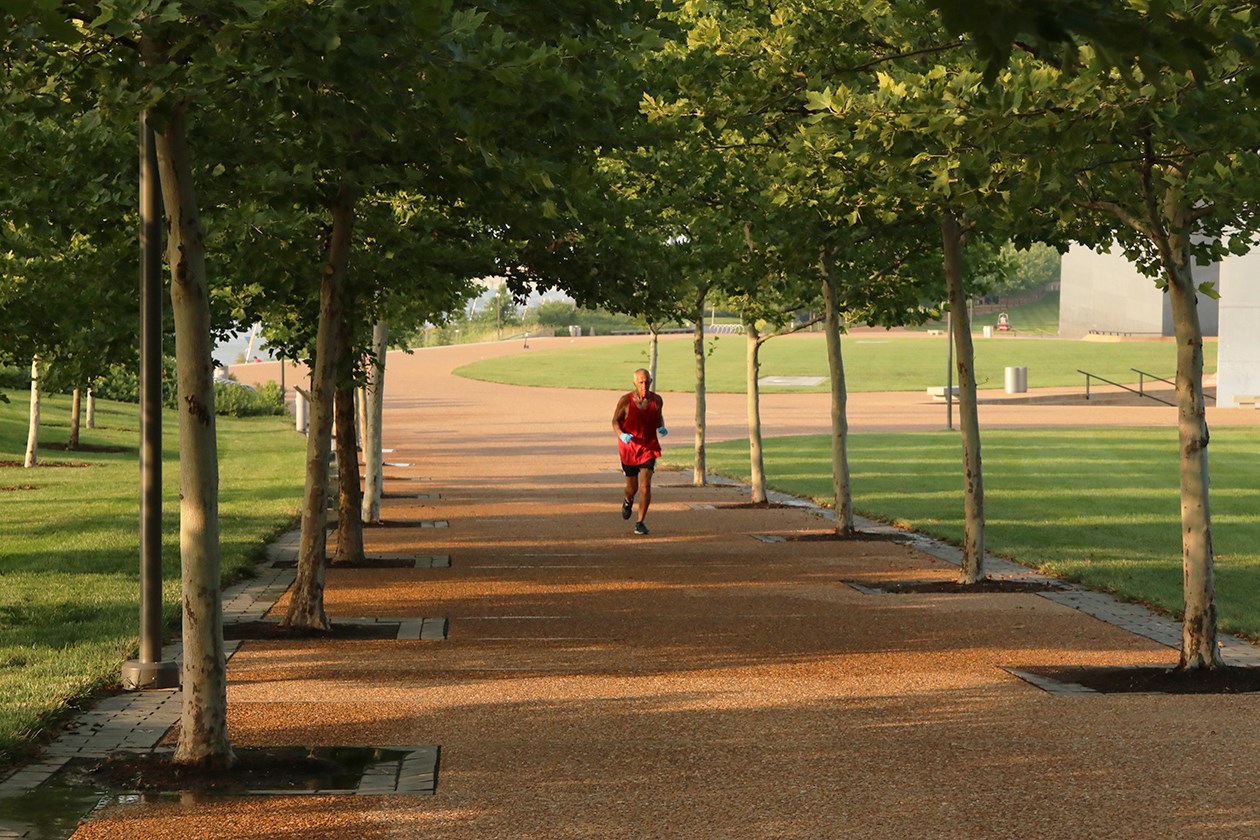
1232, 395, 1260, 408
927, 385, 960, 400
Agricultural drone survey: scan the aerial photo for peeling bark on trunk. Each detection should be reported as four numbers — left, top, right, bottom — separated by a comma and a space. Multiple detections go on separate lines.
941, 215, 986, 583
154, 102, 233, 769
821, 260, 855, 536
744, 319, 767, 504
68, 388, 82, 450
24, 357, 39, 468
285, 182, 356, 630
332, 385, 365, 564
361, 321, 387, 523
692, 290, 707, 487
1163, 225, 1221, 670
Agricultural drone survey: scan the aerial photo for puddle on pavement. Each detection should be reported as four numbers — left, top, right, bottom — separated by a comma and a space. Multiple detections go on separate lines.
0, 746, 417, 839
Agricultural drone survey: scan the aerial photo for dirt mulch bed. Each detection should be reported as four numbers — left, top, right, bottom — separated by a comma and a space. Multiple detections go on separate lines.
271, 557, 418, 570
715, 501, 802, 510
0, 485, 39, 492
787, 531, 911, 543
1020, 665, 1260, 694
43, 443, 133, 453
849, 579, 1062, 594
223, 621, 399, 641
83, 748, 351, 793
363, 519, 437, 528
0, 460, 90, 468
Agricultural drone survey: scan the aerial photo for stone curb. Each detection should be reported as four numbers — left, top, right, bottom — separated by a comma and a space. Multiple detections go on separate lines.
0, 526, 447, 819
711, 473, 1260, 669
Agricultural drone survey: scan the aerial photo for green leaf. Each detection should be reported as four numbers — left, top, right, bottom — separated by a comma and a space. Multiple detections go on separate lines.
805, 88, 833, 112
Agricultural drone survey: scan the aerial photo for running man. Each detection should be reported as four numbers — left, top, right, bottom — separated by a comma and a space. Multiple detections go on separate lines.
612, 368, 667, 535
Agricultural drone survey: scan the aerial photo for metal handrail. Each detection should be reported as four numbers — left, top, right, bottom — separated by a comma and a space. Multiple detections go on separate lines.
1078, 369, 1175, 406
1131, 368, 1174, 398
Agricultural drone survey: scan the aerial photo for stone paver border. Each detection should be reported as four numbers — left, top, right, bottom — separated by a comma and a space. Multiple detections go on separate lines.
0, 525, 447, 835
1000, 667, 1099, 696
728, 477, 1260, 675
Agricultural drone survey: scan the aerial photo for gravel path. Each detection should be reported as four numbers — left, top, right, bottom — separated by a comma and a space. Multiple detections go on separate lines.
72, 336, 1260, 839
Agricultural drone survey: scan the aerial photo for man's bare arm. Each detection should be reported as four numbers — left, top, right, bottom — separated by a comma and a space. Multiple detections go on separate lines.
612, 394, 631, 436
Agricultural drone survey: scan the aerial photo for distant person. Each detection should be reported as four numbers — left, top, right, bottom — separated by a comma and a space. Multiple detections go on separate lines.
612, 368, 667, 535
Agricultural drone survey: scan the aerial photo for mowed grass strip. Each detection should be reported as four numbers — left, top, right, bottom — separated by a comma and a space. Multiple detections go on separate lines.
455, 333, 1215, 394
0, 390, 304, 767
670, 427, 1260, 639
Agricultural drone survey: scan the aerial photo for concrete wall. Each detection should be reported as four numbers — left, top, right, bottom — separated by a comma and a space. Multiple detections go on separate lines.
1217, 252, 1260, 407
1058, 244, 1220, 339
1059, 246, 1168, 339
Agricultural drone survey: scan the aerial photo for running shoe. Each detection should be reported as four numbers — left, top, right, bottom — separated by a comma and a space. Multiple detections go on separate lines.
622, 498, 633, 520
634, 521, 649, 535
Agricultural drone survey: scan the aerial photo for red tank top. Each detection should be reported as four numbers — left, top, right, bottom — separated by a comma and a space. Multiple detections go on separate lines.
618, 393, 662, 465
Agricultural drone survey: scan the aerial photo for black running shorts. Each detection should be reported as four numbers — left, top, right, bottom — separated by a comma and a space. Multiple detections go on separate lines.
621, 458, 656, 477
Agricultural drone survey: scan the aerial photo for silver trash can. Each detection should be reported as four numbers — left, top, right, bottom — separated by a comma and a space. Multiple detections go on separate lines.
1004, 366, 1028, 394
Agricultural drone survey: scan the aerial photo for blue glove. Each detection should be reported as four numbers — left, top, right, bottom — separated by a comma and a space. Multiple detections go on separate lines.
619, 432, 633, 444
657, 426, 668, 437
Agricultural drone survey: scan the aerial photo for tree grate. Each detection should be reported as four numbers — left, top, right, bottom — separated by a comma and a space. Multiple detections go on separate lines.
272, 554, 451, 570
223, 617, 447, 642
1003, 665, 1260, 696
0, 745, 440, 839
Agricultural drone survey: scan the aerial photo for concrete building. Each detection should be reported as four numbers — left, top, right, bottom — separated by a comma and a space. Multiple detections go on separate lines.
1059, 243, 1260, 407
1218, 252, 1260, 407
1058, 244, 1219, 339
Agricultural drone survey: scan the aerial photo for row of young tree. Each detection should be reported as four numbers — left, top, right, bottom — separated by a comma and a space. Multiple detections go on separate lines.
3, 0, 665, 769
566, 0, 1256, 682
3, 0, 1256, 769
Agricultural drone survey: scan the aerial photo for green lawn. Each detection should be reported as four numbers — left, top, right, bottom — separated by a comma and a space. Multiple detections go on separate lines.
0, 390, 304, 768
670, 427, 1260, 639
915, 292, 1063, 335
455, 333, 1215, 394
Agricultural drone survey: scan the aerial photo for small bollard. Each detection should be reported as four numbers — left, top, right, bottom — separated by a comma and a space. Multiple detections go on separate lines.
295, 391, 309, 433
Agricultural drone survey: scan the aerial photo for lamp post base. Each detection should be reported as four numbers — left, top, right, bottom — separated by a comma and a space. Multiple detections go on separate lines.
121, 659, 180, 691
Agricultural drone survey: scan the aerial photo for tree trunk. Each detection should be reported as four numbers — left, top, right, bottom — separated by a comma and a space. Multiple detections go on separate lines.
24, 357, 39, 468
692, 289, 707, 486
332, 385, 365, 564
86, 388, 95, 429
352, 385, 362, 450
1163, 224, 1221, 670
285, 181, 356, 629
941, 215, 986, 583
361, 321, 388, 523
647, 324, 660, 386
357, 386, 368, 455
744, 318, 767, 503
68, 388, 82, 450
153, 102, 233, 769
821, 259, 855, 535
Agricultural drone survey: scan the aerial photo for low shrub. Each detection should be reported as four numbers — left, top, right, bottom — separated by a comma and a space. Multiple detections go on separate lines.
213, 380, 287, 417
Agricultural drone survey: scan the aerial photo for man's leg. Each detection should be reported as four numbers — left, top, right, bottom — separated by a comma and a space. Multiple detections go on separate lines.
622, 476, 640, 508
637, 468, 653, 523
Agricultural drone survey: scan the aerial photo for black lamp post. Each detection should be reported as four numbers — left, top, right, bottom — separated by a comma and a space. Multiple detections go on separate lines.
122, 113, 180, 691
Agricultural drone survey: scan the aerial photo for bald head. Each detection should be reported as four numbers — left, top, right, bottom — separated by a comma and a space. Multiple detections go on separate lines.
633, 368, 651, 397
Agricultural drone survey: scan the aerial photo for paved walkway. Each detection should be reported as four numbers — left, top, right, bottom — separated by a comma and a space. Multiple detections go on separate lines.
7, 335, 1260, 838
